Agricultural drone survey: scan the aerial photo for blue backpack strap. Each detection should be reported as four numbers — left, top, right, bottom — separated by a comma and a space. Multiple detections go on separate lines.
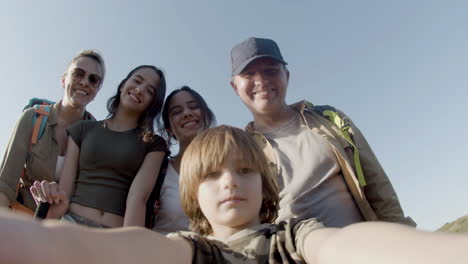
305, 101, 367, 187
28, 99, 54, 143
24, 98, 55, 111
16, 99, 53, 211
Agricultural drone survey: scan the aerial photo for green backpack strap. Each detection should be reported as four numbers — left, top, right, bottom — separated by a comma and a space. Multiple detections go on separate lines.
305, 101, 367, 187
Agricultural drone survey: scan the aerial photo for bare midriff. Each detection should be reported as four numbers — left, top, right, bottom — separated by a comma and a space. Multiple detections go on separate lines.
69, 203, 124, 227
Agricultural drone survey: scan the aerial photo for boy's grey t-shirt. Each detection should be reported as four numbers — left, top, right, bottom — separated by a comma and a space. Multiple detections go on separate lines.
262, 111, 364, 227
168, 218, 323, 264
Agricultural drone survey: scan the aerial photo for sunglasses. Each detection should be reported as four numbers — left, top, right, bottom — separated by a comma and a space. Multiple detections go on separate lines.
71, 68, 102, 87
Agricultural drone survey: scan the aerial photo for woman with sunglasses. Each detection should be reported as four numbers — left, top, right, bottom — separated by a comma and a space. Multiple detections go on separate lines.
0, 50, 105, 213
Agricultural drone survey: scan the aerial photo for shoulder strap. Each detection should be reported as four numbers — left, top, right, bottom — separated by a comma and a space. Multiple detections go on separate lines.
16, 99, 53, 210
145, 155, 169, 229
24, 101, 52, 174
24, 98, 55, 111
84, 111, 96, 121
306, 101, 366, 187
30, 104, 51, 145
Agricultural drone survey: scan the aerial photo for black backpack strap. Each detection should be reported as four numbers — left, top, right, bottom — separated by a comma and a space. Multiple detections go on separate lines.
311, 104, 337, 115
145, 155, 169, 228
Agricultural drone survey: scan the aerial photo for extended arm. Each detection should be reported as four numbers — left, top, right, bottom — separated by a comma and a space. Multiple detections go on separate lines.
124, 151, 165, 227
303, 222, 467, 264
0, 208, 192, 264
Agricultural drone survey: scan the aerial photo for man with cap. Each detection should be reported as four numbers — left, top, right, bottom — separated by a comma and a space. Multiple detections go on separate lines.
230, 37, 415, 227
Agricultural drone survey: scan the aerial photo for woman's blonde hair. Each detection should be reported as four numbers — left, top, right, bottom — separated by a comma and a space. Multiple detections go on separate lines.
180, 125, 279, 235
63, 49, 106, 85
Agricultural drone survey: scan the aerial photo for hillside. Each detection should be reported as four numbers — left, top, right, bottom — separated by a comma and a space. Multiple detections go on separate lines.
437, 215, 468, 233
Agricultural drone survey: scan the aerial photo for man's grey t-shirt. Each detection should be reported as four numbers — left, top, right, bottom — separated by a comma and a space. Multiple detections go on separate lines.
262, 111, 364, 227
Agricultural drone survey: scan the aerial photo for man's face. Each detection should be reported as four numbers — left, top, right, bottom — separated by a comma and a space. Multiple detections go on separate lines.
231, 58, 289, 116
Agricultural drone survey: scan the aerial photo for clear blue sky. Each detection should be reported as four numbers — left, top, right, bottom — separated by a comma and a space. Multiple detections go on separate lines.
1, 0, 467, 231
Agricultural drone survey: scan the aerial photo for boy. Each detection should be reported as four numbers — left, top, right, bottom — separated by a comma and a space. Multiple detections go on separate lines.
0, 126, 466, 263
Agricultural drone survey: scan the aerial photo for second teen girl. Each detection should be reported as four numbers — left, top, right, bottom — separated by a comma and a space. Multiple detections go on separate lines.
152, 86, 216, 233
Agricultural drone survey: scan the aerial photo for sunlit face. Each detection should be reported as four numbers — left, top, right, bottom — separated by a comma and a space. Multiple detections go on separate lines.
120, 67, 160, 114
231, 58, 289, 116
62, 56, 103, 108
167, 91, 205, 144
197, 152, 263, 236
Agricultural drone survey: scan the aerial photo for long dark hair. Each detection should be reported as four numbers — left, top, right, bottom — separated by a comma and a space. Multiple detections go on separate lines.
107, 65, 166, 142
161, 86, 216, 145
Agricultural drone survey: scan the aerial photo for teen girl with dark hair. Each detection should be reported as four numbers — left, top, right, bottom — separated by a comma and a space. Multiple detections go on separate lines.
151, 86, 216, 233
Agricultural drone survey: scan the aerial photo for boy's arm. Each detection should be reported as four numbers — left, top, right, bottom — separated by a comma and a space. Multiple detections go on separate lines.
303, 222, 468, 264
0, 208, 193, 264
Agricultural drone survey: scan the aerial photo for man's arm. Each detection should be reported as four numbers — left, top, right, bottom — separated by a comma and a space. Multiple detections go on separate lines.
0, 208, 193, 264
304, 222, 468, 264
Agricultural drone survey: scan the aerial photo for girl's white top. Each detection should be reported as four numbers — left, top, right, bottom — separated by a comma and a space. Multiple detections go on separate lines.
152, 163, 190, 234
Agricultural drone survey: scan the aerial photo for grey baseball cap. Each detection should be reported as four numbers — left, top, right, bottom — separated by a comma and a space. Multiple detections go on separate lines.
230, 37, 288, 76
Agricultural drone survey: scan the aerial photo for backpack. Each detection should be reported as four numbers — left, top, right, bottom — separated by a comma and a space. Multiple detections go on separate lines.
11, 98, 94, 215
305, 101, 367, 187
145, 155, 169, 229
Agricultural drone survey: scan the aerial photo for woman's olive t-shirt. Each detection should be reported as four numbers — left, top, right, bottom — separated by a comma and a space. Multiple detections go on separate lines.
67, 120, 167, 216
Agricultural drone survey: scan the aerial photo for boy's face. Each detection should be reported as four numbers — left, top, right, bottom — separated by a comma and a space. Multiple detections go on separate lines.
197, 153, 263, 236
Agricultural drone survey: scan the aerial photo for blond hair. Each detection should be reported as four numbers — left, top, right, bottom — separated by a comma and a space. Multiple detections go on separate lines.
180, 125, 279, 235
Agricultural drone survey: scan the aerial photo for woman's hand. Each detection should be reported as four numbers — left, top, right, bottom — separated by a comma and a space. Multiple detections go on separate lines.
30, 180, 69, 219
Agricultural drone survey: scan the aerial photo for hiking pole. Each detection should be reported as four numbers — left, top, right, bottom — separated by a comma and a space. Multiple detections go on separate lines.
34, 202, 50, 219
